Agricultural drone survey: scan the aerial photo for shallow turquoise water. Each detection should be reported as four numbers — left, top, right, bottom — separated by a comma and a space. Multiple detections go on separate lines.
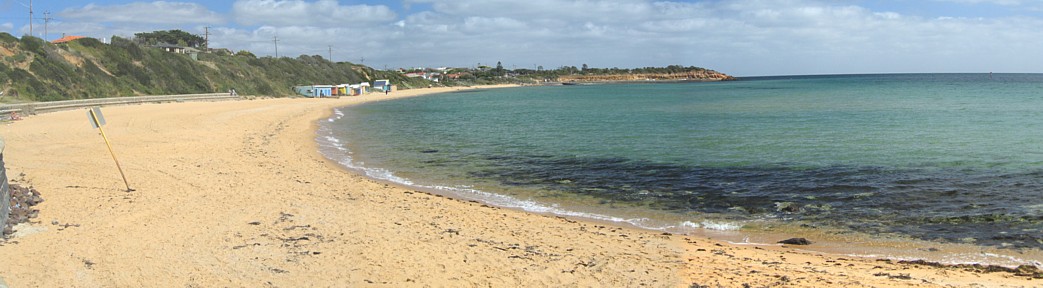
318, 74, 1043, 255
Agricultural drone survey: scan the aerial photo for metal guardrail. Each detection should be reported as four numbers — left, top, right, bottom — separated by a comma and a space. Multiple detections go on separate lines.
0, 93, 240, 115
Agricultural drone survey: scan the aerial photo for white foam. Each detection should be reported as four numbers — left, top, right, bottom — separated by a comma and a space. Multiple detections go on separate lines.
316, 119, 748, 238
701, 220, 743, 231
680, 221, 701, 228
840, 252, 1043, 269
326, 109, 346, 122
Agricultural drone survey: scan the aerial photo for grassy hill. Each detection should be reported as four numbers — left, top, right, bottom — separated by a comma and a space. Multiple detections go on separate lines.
0, 33, 432, 102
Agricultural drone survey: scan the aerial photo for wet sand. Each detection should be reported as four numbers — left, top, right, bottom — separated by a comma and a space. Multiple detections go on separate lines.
0, 86, 1038, 287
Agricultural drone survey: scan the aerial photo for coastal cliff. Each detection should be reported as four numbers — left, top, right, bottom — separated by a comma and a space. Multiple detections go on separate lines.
0, 34, 429, 102
558, 69, 735, 83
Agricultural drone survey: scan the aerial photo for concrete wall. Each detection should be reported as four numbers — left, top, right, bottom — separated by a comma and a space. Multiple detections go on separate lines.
0, 93, 239, 116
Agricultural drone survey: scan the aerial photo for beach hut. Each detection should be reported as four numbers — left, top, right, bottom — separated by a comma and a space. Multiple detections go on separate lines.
293, 85, 317, 97
373, 80, 391, 92
292, 85, 334, 97
336, 84, 350, 96
313, 85, 334, 97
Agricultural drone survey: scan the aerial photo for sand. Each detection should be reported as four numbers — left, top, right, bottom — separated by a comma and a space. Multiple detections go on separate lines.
0, 86, 1038, 287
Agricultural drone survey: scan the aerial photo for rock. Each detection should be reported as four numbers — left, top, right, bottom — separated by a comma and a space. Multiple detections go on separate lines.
4, 184, 43, 234
778, 238, 812, 245
775, 202, 801, 213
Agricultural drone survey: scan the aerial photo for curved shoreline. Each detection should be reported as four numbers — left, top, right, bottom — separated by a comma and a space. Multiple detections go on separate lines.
318, 85, 1043, 270
0, 87, 1036, 287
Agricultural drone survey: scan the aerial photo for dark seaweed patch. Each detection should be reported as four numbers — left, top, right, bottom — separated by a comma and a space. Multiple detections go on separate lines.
469, 153, 1043, 249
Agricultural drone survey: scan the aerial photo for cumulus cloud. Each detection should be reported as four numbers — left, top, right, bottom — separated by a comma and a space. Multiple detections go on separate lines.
39, 0, 1043, 76
232, 0, 396, 27
933, 0, 1023, 5
358, 0, 1043, 75
60, 1, 224, 25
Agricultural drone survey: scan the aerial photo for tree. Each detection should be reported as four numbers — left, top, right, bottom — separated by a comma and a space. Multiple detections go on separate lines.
235, 50, 256, 58
134, 30, 206, 48
495, 61, 504, 76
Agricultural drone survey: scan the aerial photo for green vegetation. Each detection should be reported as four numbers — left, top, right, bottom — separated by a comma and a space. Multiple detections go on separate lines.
0, 29, 729, 102
0, 33, 431, 102
134, 29, 206, 48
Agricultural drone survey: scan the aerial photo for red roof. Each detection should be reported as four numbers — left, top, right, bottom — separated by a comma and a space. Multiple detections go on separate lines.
51, 35, 86, 44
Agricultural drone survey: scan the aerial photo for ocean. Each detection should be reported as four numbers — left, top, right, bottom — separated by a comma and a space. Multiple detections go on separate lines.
317, 73, 1043, 266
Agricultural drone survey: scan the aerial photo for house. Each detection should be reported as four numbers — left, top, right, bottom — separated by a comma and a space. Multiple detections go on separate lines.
447, 73, 469, 79
51, 35, 86, 44
153, 43, 187, 54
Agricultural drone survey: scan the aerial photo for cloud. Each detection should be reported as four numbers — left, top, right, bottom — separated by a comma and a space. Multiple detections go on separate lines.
232, 0, 396, 27
42, 0, 1043, 76
932, 0, 1023, 5
59, 1, 224, 25
394, 1, 1038, 75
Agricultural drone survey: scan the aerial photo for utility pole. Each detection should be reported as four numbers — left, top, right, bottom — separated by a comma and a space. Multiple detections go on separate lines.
273, 35, 279, 58
28, 0, 33, 37
204, 26, 211, 51
42, 11, 51, 41
328, 45, 332, 62
359, 56, 364, 64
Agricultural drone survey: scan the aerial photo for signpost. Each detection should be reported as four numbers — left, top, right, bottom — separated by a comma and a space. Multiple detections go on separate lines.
88, 107, 133, 192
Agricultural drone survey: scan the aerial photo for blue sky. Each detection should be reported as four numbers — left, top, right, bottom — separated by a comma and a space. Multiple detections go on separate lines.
1, 0, 1042, 76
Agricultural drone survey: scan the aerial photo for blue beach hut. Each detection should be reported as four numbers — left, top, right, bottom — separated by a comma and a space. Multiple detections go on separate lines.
293, 85, 334, 98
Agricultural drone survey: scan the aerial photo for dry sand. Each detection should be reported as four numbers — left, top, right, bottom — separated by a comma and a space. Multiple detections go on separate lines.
0, 86, 1038, 287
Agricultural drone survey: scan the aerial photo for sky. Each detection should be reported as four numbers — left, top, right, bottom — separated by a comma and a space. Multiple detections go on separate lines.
0, 0, 1042, 76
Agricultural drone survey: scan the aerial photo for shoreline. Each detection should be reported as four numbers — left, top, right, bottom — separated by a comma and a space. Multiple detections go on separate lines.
0, 86, 1036, 287
318, 86, 1043, 270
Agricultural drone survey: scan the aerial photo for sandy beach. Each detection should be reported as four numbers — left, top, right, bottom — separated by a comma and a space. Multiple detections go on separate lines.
0, 86, 1039, 287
